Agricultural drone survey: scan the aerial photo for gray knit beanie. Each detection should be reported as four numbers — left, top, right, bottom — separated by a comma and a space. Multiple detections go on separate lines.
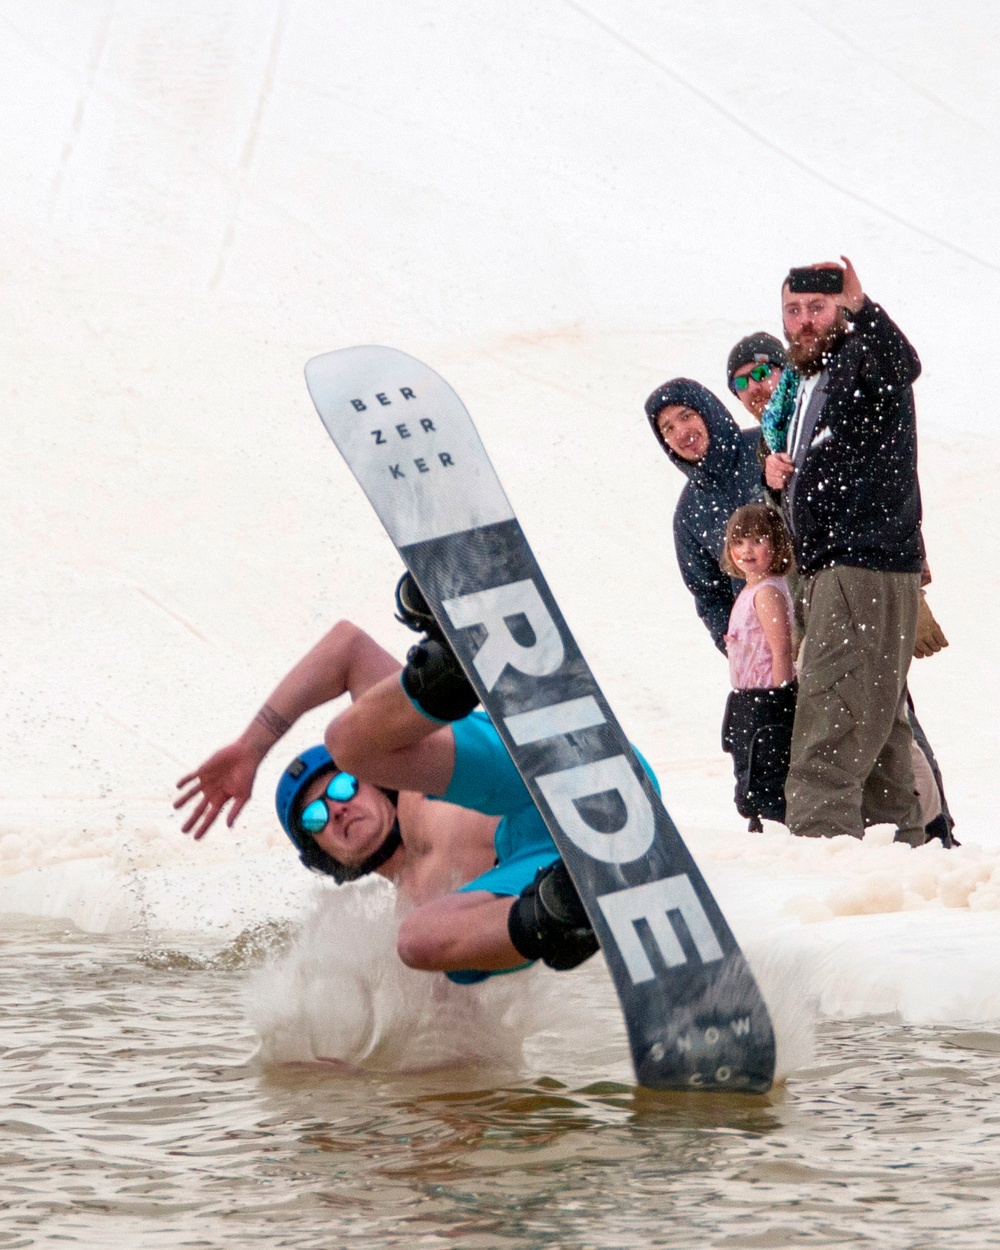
726, 332, 787, 393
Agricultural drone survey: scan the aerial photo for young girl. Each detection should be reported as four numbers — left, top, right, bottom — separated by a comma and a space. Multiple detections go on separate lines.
720, 504, 797, 830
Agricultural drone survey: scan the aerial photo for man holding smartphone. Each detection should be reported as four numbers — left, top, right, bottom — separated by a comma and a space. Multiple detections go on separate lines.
726, 330, 950, 667
725, 325, 954, 846
764, 258, 930, 846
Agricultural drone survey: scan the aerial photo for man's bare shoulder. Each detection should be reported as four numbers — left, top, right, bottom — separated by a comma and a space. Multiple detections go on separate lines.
395, 792, 499, 904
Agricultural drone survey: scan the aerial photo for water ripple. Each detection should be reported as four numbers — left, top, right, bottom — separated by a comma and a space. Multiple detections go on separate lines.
3, 924, 1000, 1247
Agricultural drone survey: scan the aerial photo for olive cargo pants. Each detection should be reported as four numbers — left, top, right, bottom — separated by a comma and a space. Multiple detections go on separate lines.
785, 566, 924, 845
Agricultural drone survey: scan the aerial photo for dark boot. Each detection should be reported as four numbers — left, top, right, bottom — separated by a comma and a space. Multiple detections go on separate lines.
924, 812, 958, 849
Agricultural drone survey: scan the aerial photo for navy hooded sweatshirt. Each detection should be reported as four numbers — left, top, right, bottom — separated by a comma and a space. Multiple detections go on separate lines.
645, 378, 765, 652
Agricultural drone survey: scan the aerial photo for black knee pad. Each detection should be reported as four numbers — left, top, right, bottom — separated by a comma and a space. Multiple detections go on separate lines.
507, 860, 599, 971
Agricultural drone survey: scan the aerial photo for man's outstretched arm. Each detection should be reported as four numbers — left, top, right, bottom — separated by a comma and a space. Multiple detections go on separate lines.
175, 621, 401, 839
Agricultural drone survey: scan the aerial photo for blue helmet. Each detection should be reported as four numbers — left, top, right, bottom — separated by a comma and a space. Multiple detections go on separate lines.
275, 744, 335, 837
275, 745, 401, 883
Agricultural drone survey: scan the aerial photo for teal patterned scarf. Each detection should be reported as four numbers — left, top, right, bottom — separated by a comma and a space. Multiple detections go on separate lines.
761, 368, 799, 453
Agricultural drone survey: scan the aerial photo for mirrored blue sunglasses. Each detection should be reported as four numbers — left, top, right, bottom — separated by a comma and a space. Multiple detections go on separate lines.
297, 771, 361, 836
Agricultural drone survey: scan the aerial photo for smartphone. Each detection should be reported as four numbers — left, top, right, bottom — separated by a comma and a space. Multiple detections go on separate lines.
786, 266, 844, 295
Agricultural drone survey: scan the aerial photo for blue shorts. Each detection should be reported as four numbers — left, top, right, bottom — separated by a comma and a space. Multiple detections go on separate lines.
431, 712, 558, 983
430, 709, 659, 984
435, 711, 559, 889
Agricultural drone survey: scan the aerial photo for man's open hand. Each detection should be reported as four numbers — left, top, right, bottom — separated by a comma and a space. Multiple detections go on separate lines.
175, 740, 259, 840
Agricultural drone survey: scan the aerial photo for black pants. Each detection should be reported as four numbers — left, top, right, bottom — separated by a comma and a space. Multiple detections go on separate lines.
907, 691, 955, 845
722, 683, 797, 826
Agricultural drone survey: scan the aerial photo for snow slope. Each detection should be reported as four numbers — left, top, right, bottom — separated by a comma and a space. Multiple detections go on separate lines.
1, 0, 998, 1037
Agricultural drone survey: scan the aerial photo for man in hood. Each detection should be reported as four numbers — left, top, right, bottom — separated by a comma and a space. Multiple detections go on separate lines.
644, 378, 764, 651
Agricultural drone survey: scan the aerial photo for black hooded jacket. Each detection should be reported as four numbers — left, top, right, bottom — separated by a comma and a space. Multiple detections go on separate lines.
645, 379, 765, 652
781, 297, 924, 577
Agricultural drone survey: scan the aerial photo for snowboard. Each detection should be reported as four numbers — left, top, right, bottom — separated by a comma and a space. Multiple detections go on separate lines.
304, 345, 775, 1093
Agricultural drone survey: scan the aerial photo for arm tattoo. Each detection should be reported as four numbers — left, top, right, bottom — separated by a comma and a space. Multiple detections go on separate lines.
255, 704, 292, 740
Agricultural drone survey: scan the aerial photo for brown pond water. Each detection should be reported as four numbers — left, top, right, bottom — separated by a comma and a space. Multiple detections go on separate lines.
3, 921, 1000, 1249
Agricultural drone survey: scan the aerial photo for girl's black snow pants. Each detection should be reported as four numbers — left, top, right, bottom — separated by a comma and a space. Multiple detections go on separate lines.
722, 681, 797, 828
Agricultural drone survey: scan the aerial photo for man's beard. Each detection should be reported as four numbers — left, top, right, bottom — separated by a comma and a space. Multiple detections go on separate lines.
787, 318, 849, 375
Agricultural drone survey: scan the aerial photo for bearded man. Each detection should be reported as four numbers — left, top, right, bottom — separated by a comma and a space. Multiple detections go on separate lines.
764, 258, 929, 846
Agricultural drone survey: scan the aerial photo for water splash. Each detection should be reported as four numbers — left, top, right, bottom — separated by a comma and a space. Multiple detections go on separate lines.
245, 876, 552, 1076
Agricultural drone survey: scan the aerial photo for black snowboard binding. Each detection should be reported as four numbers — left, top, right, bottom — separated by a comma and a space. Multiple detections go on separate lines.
395, 572, 480, 722
508, 860, 599, 971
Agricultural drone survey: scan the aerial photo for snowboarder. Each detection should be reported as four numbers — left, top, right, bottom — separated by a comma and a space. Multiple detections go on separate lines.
175, 577, 607, 982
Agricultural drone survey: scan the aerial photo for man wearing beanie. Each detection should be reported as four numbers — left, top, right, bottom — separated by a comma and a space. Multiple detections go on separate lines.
726, 332, 787, 423
726, 328, 950, 669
